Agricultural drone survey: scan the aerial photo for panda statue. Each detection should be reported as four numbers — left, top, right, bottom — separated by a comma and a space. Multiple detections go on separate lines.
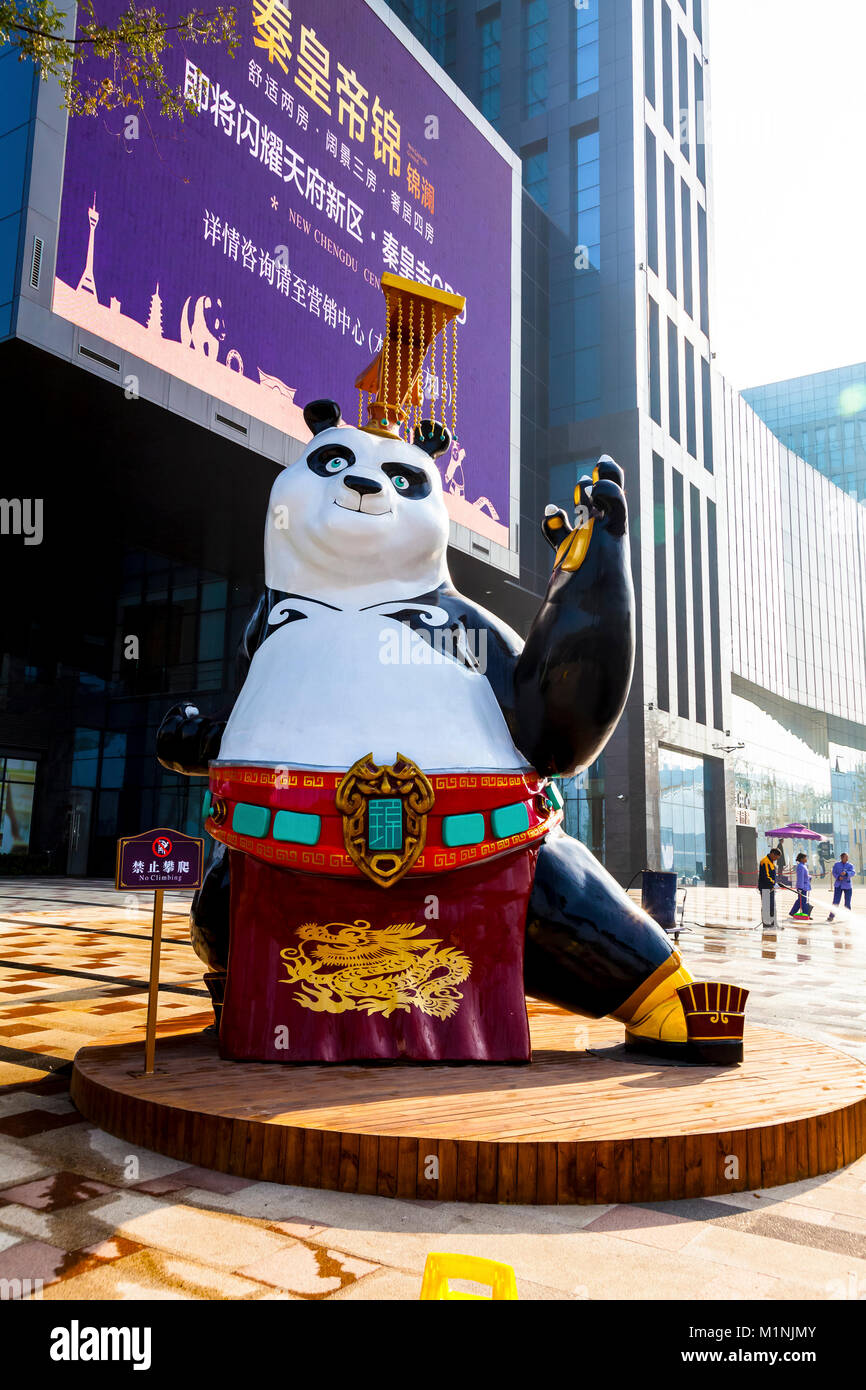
158, 311, 746, 1067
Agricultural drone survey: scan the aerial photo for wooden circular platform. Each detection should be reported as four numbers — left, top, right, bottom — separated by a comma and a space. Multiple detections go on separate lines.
70, 1000, 866, 1204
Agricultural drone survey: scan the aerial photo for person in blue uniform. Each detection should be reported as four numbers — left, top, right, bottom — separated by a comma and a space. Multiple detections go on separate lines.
789, 852, 813, 918
829, 852, 855, 919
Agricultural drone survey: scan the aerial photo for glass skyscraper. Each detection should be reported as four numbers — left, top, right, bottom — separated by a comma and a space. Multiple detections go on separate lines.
389, 0, 866, 890
744, 363, 866, 506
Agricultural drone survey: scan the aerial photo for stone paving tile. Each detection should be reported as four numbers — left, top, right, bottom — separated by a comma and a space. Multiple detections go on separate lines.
0, 1171, 116, 1210
0, 1133, 59, 1186
0, 1237, 76, 1287
131, 1166, 254, 1197
0, 1191, 161, 1252
108, 1197, 303, 1270
685, 1223, 866, 1293
37, 1248, 281, 1301
0, 878, 864, 1301
20, 1123, 192, 1183
237, 1242, 379, 1297
582, 1205, 703, 1252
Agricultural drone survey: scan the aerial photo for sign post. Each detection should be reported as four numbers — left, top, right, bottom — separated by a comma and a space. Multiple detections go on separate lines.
115, 827, 204, 1075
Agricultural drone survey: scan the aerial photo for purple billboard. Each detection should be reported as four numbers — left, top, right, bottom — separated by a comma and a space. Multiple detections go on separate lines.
52, 0, 518, 549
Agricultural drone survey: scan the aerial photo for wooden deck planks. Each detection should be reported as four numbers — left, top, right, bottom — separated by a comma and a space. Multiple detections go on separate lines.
69, 1002, 866, 1205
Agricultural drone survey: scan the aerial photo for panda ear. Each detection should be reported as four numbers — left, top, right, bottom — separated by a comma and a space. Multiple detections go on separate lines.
412, 419, 452, 460
303, 399, 342, 436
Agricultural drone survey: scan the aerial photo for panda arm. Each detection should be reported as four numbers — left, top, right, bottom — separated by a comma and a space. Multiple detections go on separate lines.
512, 479, 635, 777
156, 589, 272, 777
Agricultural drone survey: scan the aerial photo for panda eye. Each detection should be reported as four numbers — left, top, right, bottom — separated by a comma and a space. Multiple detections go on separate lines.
307, 444, 355, 477
381, 462, 431, 499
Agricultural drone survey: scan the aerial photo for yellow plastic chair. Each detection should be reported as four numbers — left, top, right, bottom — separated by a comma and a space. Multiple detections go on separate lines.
419, 1252, 518, 1300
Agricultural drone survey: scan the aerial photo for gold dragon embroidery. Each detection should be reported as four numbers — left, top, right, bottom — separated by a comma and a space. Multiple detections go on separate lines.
278, 919, 472, 1019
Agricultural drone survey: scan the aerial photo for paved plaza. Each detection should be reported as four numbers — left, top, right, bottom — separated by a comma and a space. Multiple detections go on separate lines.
1, 876, 865, 1301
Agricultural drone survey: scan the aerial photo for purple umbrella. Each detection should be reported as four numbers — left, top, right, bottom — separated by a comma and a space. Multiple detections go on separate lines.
764, 822, 823, 840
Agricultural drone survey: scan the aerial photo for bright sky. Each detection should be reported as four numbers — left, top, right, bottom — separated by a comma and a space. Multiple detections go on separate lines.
707, 0, 866, 390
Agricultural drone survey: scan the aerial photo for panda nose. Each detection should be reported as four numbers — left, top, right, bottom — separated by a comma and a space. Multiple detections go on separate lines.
343, 476, 382, 497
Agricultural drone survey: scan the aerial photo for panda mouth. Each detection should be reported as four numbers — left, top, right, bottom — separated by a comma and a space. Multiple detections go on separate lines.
333, 495, 392, 517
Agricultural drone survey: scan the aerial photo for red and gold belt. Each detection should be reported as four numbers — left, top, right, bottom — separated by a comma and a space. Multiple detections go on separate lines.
205, 753, 563, 886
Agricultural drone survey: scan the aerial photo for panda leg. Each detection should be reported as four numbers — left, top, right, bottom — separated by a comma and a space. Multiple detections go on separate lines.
190, 843, 231, 1026
524, 828, 683, 1019
524, 830, 745, 1064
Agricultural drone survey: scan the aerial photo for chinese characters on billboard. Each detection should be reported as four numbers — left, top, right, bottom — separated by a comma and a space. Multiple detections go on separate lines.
52, 0, 517, 548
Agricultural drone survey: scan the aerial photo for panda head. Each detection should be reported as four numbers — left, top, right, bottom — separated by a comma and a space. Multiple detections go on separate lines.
265, 399, 452, 597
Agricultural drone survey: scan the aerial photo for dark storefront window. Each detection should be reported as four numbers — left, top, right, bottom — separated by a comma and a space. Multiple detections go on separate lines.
0, 757, 37, 855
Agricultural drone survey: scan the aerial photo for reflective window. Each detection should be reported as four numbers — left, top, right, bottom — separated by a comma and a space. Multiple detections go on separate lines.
523, 0, 548, 118
653, 453, 670, 712
0, 758, 37, 855
649, 296, 662, 424
672, 468, 689, 717
662, 2, 674, 134
697, 202, 709, 333
659, 747, 708, 884
690, 484, 706, 725
479, 7, 501, 123
523, 142, 548, 208
694, 55, 706, 183
678, 26, 690, 160
701, 355, 713, 472
390, 0, 456, 72
684, 338, 697, 456
574, 0, 599, 99
706, 499, 724, 728
572, 128, 600, 269
561, 759, 605, 859
667, 318, 680, 441
664, 154, 677, 297
644, 0, 656, 107
645, 127, 658, 274
681, 178, 693, 317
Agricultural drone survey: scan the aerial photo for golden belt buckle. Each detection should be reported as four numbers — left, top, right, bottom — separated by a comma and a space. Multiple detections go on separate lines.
335, 753, 434, 888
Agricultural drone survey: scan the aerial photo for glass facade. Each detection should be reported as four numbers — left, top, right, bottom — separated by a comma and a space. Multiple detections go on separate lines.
677, 26, 690, 161
523, 143, 548, 208
645, 127, 658, 274
574, 0, 599, 100
572, 128, 600, 269
523, 0, 548, 118
390, 0, 457, 72
724, 381, 866, 724
561, 760, 605, 860
667, 318, 680, 441
680, 178, 693, 317
659, 747, 708, 884
744, 363, 866, 505
644, 0, 656, 108
478, 6, 501, 123
662, 2, 674, 134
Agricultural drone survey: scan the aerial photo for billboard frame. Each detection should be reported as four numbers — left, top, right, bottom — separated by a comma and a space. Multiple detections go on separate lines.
15, 0, 522, 577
